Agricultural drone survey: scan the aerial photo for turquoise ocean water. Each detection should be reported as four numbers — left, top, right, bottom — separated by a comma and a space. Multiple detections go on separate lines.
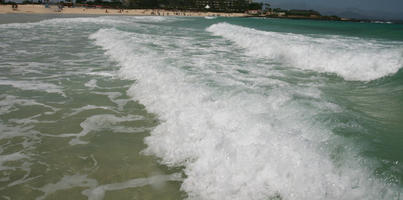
0, 14, 403, 199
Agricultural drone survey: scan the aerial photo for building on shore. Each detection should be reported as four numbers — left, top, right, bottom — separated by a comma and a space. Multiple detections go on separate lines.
194, 0, 252, 12
94, 0, 257, 11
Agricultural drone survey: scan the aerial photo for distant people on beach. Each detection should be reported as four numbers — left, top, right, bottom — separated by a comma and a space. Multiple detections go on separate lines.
12, 4, 18, 10
57, 3, 64, 12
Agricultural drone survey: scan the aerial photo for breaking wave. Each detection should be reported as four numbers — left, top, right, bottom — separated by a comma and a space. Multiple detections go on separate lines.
207, 23, 403, 81
90, 26, 400, 200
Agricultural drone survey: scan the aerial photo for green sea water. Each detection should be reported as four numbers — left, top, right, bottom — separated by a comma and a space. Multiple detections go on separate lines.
0, 14, 403, 200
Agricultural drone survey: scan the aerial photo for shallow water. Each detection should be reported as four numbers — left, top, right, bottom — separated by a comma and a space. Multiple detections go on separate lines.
0, 15, 403, 200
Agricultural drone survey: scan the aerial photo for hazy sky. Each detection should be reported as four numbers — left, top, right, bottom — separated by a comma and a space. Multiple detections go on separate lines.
258, 0, 403, 20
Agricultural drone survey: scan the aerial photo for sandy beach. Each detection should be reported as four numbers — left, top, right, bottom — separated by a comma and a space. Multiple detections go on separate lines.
0, 4, 247, 17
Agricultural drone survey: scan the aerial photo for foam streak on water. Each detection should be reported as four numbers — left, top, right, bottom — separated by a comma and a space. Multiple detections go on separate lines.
90, 23, 399, 199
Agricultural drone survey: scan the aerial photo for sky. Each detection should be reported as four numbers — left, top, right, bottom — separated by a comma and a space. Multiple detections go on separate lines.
258, 0, 403, 20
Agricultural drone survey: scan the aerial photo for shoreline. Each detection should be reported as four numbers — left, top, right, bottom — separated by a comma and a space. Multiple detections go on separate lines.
2, 5, 400, 24
0, 4, 247, 17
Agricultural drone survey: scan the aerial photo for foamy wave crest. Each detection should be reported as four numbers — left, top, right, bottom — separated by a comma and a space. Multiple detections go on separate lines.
207, 23, 403, 81
42, 16, 177, 25
90, 28, 399, 200
0, 16, 177, 29
0, 17, 124, 29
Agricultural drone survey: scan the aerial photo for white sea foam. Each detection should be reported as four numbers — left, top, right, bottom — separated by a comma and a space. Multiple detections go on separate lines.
44, 114, 147, 145
0, 152, 27, 171
0, 43, 10, 48
65, 105, 115, 118
0, 17, 125, 30
36, 174, 98, 200
0, 123, 38, 142
8, 114, 48, 125
0, 62, 50, 77
82, 173, 182, 200
43, 17, 130, 26
86, 71, 116, 77
0, 16, 178, 30
207, 23, 403, 81
0, 95, 57, 115
85, 79, 98, 89
116, 16, 182, 23
205, 16, 217, 20
36, 173, 181, 200
93, 91, 131, 111
90, 27, 400, 200
0, 79, 65, 96
0, 149, 36, 192
0, 22, 36, 29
